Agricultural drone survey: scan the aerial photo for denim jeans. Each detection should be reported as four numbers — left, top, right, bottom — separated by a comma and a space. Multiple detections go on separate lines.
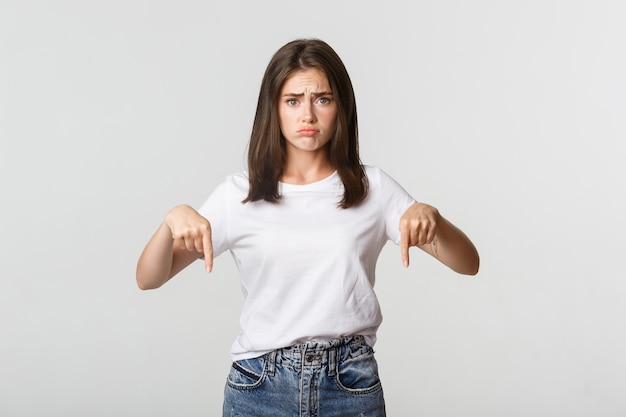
222, 335, 386, 417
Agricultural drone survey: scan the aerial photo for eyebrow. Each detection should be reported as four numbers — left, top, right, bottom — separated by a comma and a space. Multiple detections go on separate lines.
281, 91, 334, 97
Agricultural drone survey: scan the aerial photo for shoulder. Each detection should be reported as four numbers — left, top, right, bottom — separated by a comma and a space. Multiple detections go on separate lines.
228, 171, 249, 187
202, 171, 249, 203
363, 165, 380, 181
216, 170, 249, 192
363, 164, 415, 201
363, 165, 397, 187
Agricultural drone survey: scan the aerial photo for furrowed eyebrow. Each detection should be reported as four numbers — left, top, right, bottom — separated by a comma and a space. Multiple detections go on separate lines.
282, 91, 334, 97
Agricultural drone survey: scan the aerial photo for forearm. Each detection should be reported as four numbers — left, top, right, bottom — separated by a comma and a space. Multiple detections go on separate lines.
427, 217, 479, 275
136, 221, 175, 290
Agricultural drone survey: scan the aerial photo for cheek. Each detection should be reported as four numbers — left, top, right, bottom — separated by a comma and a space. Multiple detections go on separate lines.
327, 112, 338, 130
277, 109, 290, 130
319, 106, 337, 124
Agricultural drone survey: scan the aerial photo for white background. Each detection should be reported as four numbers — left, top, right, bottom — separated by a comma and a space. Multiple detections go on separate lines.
1, 1, 625, 416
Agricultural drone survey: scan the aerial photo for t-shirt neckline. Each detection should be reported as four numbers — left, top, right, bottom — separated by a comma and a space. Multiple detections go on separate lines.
279, 171, 339, 192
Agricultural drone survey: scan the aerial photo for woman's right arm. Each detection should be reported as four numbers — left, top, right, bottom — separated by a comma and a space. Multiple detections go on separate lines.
136, 204, 213, 290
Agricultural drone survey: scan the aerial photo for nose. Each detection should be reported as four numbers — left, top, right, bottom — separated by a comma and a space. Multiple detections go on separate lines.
302, 101, 316, 123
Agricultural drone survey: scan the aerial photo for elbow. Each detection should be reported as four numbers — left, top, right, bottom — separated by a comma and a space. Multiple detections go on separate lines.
136, 266, 149, 290
136, 275, 154, 290
465, 264, 479, 276
463, 254, 480, 276
136, 278, 163, 291
454, 265, 479, 276
136, 279, 152, 291
452, 253, 480, 276
135, 269, 164, 290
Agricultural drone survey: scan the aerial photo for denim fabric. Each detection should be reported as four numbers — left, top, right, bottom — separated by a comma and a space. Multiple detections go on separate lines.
222, 335, 386, 417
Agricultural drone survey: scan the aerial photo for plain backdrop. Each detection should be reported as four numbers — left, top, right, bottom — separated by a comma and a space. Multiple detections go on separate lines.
1, 1, 625, 416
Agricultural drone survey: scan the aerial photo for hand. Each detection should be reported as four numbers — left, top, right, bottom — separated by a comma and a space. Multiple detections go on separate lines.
165, 204, 214, 272
399, 202, 440, 267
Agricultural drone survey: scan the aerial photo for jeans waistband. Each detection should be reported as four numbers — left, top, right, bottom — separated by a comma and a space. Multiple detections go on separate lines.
266, 335, 371, 377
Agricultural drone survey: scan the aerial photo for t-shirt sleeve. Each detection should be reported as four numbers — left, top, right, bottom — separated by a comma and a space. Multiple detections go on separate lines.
372, 167, 417, 245
197, 178, 231, 258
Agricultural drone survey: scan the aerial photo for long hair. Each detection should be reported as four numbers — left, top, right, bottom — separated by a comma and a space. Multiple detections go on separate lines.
243, 38, 368, 209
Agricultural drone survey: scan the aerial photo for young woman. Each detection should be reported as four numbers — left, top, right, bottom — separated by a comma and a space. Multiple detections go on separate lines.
136, 38, 479, 417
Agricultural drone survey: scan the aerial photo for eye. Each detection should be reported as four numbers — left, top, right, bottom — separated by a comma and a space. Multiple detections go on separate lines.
317, 97, 331, 105
286, 98, 298, 106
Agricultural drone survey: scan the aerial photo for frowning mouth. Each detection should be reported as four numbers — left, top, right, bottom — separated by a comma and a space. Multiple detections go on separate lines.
297, 128, 319, 136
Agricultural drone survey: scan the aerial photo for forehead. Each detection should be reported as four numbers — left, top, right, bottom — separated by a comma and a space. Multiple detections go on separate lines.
281, 68, 331, 92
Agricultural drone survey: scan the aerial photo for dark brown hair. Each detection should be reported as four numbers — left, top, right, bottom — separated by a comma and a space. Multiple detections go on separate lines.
243, 38, 368, 208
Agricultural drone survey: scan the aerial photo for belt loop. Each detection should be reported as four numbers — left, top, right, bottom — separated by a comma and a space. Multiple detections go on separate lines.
267, 350, 277, 376
328, 347, 337, 377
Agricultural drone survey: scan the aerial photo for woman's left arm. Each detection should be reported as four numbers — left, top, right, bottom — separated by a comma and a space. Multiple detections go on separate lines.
399, 202, 479, 275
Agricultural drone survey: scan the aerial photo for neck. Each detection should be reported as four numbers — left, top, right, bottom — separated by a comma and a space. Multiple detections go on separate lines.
281, 153, 334, 185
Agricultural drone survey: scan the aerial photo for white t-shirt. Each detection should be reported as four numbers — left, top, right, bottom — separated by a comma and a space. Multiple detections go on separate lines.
198, 165, 416, 361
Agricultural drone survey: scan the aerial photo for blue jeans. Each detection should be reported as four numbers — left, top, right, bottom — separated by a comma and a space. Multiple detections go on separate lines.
222, 335, 386, 417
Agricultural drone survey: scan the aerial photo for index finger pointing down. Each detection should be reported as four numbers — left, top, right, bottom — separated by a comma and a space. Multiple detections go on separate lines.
203, 230, 213, 273
400, 226, 410, 268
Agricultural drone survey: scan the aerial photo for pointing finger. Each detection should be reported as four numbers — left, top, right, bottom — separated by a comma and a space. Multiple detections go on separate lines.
203, 229, 213, 273
400, 222, 410, 268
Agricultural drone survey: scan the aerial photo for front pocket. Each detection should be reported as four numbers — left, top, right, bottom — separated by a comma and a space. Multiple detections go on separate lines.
335, 349, 382, 394
227, 357, 266, 390
232, 362, 260, 381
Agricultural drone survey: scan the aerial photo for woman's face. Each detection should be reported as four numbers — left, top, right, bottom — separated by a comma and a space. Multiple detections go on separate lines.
278, 68, 337, 156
